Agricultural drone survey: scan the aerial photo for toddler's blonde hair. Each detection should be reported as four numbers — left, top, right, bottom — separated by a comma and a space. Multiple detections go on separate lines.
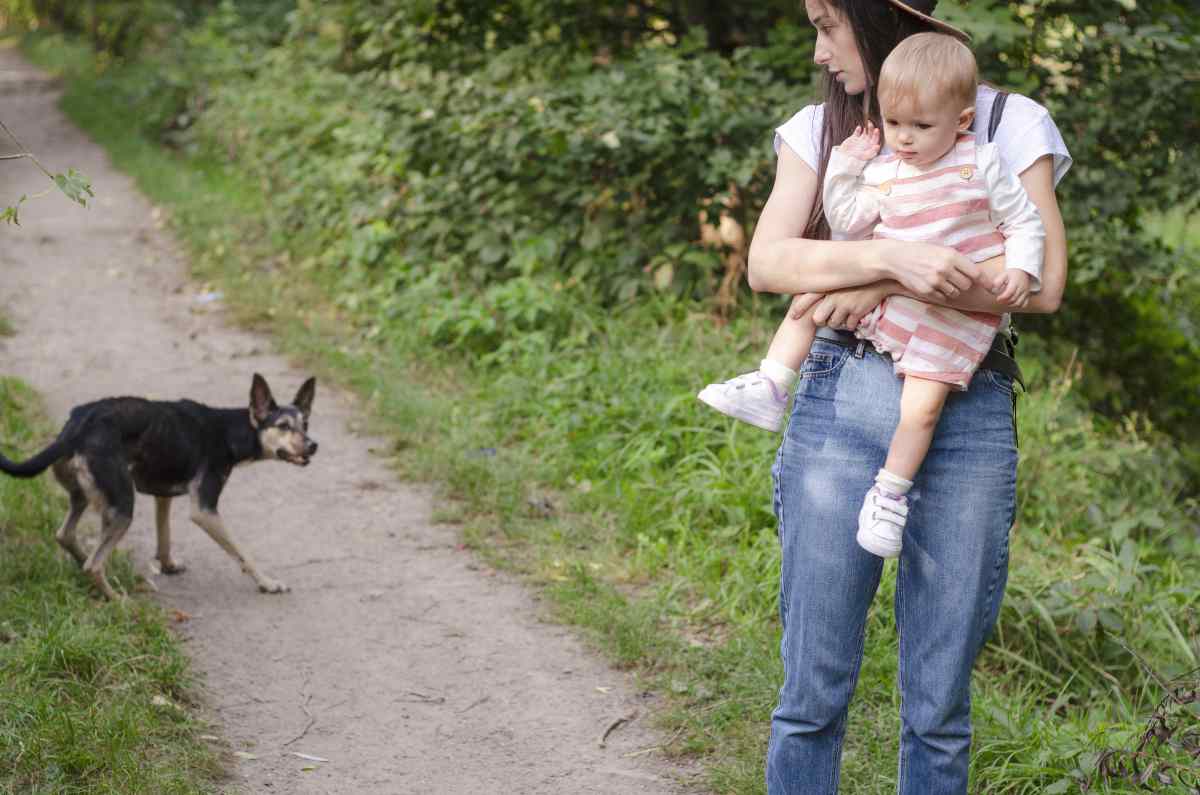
877, 32, 977, 112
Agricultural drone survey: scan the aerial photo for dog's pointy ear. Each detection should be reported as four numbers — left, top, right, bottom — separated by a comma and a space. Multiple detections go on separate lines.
292, 377, 316, 422
249, 373, 277, 427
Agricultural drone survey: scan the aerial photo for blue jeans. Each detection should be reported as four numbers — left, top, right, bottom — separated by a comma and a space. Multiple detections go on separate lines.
766, 338, 1017, 794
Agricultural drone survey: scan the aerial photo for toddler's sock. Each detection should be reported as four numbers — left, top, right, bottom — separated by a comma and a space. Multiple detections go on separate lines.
759, 358, 798, 390
875, 468, 913, 500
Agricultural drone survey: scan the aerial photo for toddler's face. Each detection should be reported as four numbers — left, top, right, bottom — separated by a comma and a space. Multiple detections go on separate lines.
880, 93, 973, 168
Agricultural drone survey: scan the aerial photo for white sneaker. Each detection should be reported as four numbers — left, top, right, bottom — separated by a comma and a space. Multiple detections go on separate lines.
856, 486, 908, 559
697, 371, 789, 432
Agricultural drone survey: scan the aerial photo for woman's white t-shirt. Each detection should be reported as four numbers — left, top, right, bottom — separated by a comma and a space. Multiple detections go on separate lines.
775, 85, 1072, 197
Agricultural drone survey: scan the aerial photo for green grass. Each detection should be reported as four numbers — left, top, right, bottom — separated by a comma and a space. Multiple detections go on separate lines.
20, 31, 1200, 794
0, 377, 224, 794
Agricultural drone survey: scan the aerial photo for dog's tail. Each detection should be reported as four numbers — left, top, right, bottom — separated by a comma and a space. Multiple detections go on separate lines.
0, 438, 71, 478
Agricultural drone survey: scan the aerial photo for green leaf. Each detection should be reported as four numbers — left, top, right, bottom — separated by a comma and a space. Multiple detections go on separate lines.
1109, 517, 1137, 542
1, 195, 26, 226
1097, 609, 1124, 633
653, 262, 674, 290
52, 169, 94, 207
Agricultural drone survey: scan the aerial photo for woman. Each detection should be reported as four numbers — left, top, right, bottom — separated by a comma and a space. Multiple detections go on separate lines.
751, 1, 1070, 792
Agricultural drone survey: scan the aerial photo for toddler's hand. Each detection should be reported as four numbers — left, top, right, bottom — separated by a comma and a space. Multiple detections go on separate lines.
992, 270, 1031, 308
839, 122, 881, 162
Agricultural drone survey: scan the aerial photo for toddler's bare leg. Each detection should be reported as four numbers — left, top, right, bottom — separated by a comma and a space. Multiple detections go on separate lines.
763, 295, 819, 374
885, 376, 954, 481
856, 375, 952, 558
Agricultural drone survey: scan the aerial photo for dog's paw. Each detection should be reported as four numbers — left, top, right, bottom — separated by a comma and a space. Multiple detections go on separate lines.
258, 578, 290, 594
160, 560, 188, 575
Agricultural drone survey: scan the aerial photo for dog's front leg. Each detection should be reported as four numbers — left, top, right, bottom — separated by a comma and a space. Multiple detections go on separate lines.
155, 497, 187, 574
188, 489, 288, 594
189, 507, 289, 593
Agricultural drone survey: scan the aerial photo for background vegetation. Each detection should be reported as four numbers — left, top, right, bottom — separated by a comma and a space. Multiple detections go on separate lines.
2, 0, 1198, 791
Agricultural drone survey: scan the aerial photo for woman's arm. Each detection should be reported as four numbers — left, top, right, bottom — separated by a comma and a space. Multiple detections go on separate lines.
747, 143, 980, 300
831, 155, 1067, 318
917, 156, 1065, 314
747, 143, 885, 294
1016, 155, 1066, 313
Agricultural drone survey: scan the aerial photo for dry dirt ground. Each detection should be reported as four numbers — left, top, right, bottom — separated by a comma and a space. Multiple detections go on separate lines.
0, 47, 699, 794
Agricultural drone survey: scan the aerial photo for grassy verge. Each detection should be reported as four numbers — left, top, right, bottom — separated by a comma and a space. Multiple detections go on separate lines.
0, 376, 224, 794
21, 32, 1200, 793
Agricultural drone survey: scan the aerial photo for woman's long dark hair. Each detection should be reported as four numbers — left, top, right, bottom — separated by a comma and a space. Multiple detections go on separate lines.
804, 1, 937, 240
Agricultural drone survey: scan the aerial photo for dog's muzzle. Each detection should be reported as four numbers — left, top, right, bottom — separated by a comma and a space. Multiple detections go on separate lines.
278, 439, 317, 466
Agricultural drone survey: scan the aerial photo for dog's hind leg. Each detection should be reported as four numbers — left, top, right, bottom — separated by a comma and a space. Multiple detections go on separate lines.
188, 485, 288, 594
154, 497, 187, 574
79, 455, 135, 601
51, 459, 89, 567
82, 506, 133, 601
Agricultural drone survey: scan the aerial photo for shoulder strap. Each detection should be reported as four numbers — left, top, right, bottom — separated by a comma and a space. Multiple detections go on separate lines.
987, 91, 1009, 143
984, 90, 1022, 387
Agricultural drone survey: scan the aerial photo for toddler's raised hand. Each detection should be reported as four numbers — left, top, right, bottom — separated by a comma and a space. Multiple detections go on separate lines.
993, 269, 1032, 308
839, 122, 881, 162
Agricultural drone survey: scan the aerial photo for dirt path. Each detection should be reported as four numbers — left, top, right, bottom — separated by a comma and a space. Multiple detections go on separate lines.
0, 47, 694, 794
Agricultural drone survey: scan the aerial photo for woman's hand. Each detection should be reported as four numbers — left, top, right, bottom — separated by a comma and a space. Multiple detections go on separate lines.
792, 283, 891, 330
878, 240, 980, 302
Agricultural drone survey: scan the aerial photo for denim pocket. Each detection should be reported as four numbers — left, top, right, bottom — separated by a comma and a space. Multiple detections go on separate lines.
799, 340, 850, 380
982, 368, 1015, 397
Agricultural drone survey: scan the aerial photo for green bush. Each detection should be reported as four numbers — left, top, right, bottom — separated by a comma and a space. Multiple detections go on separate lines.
49, 0, 1195, 441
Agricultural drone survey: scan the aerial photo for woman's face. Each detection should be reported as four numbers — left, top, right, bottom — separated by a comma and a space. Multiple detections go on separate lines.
806, 0, 867, 95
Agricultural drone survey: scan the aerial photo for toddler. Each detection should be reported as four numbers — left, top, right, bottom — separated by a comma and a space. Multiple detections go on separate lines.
698, 33, 1044, 558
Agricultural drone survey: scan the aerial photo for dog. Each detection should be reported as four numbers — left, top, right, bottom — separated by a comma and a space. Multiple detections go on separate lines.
0, 373, 317, 599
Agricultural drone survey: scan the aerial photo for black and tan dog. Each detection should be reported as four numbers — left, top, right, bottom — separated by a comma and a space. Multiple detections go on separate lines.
0, 374, 317, 599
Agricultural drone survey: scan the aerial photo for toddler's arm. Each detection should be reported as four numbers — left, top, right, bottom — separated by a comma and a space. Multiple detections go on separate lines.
822, 123, 884, 237
980, 144, 1045, 294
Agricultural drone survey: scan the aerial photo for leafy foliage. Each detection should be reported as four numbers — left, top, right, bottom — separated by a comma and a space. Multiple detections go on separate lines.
971, 1, 1200, 439
26, 0, 1196, 438
1, 118, 93, 224
160, 14, 808, 321
318, 0, 805, 73
1095, 663, 1200, 792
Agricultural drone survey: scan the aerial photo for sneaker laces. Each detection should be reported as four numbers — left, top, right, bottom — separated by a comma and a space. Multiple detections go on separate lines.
869, 490, 908, 530
723, 372, 786, 402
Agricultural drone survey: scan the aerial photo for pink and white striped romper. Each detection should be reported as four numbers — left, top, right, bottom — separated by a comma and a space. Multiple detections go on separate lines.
826, 134, 1038, 390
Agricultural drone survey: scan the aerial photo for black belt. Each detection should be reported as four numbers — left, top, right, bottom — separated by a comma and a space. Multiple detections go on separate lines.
813, 326, 1025, 390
